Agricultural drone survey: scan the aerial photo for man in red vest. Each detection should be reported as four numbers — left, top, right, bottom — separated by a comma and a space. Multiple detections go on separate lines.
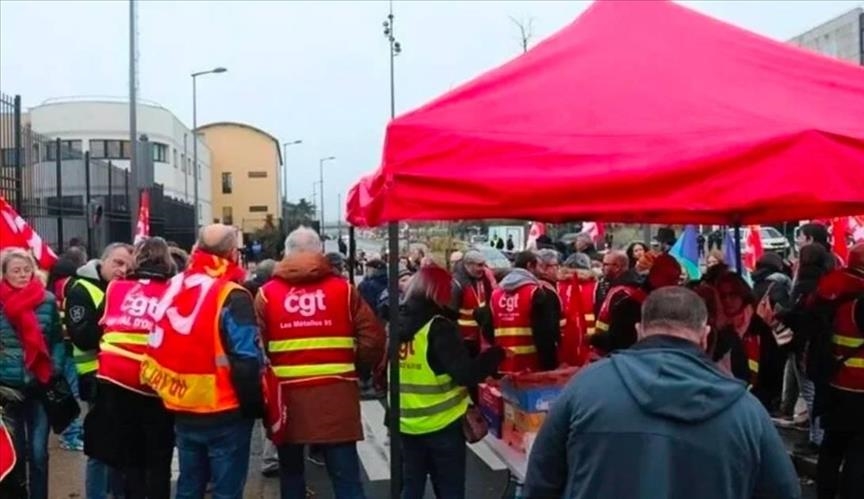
812, 243, 864, 499
450, 249, 494, 357
141, 224, 263, 498
489, 251, 561, 374
256, 226, 385, 498
591, 253, 681, 356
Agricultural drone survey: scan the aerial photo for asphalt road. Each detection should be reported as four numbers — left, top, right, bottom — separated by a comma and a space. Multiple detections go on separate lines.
47, 398, 817, 498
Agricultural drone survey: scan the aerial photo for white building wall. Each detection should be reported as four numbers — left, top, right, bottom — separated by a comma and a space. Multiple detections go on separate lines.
28, 99, 213, 224
789, 8, 863, 65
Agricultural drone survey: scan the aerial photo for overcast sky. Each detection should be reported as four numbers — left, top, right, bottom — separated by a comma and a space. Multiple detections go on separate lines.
1, 0, 861, 221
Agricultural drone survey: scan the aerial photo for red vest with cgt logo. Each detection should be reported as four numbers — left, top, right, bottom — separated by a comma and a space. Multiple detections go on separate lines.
491, 284, 539, 374
98, 278, 169, 395
260, 275, 356, 387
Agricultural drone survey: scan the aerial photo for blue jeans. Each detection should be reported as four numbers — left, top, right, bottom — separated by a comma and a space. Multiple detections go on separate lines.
60, 352, 83, 445
175, 418, 254, 499
401, 420, 466, 499
8, 395, 50, 499
277, 442, 365, 499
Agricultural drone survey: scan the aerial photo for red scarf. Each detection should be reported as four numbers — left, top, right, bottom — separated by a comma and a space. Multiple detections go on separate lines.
0, 278, 53, 384
187, 249, 246, 282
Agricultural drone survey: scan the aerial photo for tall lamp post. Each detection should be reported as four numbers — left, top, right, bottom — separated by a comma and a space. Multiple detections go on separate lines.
191, 66, 227, 231
281, 140, 302, 231
319, 156, 335, 233
383, 1, 403, 495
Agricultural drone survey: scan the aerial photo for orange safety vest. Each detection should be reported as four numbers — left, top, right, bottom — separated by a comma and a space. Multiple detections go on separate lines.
140, 271, 243, 413
491, 284, 539, 374
260, 275, 356, 387
97, 278, 168, 396
457, 279, 487, 343
743, 333, 761, 388
829, 275, 864, 393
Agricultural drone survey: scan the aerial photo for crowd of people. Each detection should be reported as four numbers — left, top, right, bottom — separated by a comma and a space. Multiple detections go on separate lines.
0, 221, 861, 499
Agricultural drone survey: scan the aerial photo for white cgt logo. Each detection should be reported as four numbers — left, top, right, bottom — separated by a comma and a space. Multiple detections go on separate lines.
498, 294, 519, 313
284, 290, 327, 317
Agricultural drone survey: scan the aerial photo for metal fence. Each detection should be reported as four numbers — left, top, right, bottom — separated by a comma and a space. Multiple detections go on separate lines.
0, 92, 196, 255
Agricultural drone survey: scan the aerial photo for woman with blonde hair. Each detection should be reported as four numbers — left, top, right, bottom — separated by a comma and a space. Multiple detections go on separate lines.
0, 249, 65, 499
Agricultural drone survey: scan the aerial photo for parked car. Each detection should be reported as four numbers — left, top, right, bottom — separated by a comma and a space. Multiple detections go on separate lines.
728, 226, 791, 258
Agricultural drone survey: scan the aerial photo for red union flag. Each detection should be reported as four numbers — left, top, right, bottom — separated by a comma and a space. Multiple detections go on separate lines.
743, 224, 764, 272
0, 195, 58, 270
134, 190, 150, 244
0, 415, 15, 483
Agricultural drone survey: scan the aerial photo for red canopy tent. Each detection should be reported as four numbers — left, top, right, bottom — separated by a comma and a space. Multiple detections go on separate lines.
346, 0, 864, 227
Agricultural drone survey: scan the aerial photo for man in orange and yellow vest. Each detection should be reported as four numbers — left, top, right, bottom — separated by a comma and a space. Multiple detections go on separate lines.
255, 226, 385, 498
450, 250, 494, 357
557, 252, 597, 367
141, 224, 264, 499
88, 237, 174, 498
811, 243, 864, 499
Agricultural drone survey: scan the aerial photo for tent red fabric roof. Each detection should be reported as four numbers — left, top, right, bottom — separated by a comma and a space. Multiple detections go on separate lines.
347, 0, 864, 227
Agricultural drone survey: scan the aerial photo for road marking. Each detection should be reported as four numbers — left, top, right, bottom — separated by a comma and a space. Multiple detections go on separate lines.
358, 400, 508, 481
358, 400, 391, 481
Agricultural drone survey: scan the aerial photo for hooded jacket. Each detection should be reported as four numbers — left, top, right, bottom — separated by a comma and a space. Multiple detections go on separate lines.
523, 335, 800, 499
491, 268, 561, 370
254, 252, 385, 443
64, 260, 108, 355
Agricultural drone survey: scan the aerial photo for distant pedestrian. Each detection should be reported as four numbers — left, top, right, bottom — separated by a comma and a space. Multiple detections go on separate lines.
523, 287, 800, 499
506, 235, 515, 251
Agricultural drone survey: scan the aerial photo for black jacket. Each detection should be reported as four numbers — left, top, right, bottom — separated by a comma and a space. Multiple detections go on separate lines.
64, 260, 108, 355
398, 296, 503, 387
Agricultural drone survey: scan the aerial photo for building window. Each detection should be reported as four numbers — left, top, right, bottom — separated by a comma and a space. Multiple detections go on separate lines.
1, 148, 18, 167
221, 172, 232, 194
180, 153, 186, 172
90, 139, 131, 160
89, 140, 106, 158
46, 140, 82, 161
152, 142, 168, 163
247, 171, 268, 178
172, 148, 178, 168
198, 164, 202, 180
249, 205, 268, 213
187, 158, 192, 175
222, 206, 233, 225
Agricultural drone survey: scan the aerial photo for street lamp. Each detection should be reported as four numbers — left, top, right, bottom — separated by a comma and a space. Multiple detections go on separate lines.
191, 66, 227, 231
282, 140, 303, 202
319, 156, 335, 232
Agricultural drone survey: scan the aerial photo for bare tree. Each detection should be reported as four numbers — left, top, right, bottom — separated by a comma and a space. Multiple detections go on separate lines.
510, 16, 535, 54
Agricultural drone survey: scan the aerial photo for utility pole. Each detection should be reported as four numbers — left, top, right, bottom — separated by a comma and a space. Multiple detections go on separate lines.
129, 0, 139, 238
191, 67, 227, 232
383, 1, 403, 495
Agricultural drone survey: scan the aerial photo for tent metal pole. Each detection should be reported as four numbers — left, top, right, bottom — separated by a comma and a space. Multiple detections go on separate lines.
348, 225, 356, 283
733, 223, 743, 275
387, 221, 402, 496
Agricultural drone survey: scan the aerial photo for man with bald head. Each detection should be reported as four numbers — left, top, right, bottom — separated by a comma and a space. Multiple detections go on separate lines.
810, 242, 864, 498
142, 224, 264, 498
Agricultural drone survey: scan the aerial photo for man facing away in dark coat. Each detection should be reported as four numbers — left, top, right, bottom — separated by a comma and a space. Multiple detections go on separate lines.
523, 286, 800, 499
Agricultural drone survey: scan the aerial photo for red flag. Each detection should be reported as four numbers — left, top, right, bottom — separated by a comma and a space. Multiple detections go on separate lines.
134, 190, 150, 244
0, 416, 16, 482
832, 217, 849, 265
582, 222, 605, 244
743, 225, 764, 272
0, 195, 58, 270
525, 222, 547, 249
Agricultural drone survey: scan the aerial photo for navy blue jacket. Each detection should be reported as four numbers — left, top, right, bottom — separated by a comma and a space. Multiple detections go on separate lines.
523, 335, 800, 499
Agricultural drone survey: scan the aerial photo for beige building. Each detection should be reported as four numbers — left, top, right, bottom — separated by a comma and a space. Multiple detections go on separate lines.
198, 122, 283, 233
